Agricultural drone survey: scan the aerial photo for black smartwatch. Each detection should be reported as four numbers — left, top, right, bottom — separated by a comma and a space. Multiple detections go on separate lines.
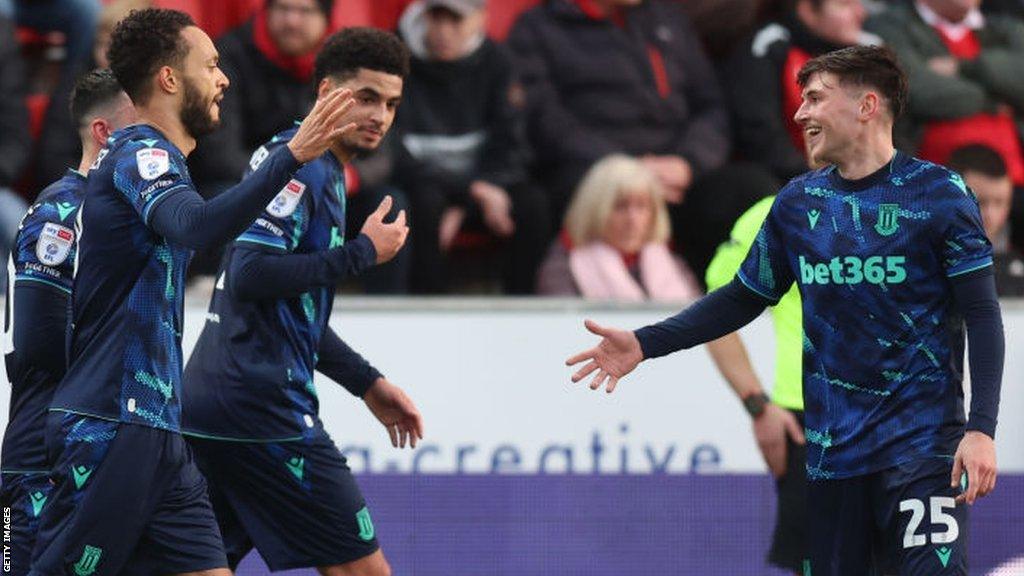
742, 392, 771, 418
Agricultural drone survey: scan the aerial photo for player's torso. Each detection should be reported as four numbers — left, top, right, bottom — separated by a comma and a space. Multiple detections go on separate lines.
776, 158, 966, 477
183, 146, 346, 440
54, 126, 192, 431
2, 174, 83, 471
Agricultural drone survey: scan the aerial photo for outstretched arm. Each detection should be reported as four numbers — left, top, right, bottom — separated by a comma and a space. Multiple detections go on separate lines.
566, 278, 771, 393
949, 268, 1003, 504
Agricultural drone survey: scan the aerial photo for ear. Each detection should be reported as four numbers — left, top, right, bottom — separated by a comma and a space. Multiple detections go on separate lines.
89, 118, 112, 148
860, 91, 881, 122
317, 77, 334, 99
156, 65, 179, 96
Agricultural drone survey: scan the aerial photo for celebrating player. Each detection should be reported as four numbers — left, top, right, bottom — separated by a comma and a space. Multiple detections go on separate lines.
181, 28, 419, 576
30, 8, 357, 575
567, 46, 1003, 575
0, 69, 134, 575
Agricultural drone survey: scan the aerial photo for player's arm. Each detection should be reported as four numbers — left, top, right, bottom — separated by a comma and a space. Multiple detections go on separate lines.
6, 282, 70, 378
227, 197, 407, 302
950, 267, 1004, 504
142, 88, 357, 249
316, 326, 381, 398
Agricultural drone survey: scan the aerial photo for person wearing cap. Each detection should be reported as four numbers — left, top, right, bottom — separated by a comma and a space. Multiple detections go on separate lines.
392, 0, 550, 293
189, 0, 411, 292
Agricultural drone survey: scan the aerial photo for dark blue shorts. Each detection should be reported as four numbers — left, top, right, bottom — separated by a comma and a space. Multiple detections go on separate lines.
1, 472, 54, 574
807, 456, 968, 576
29, 413, 227, 576
188, 429, 379, 571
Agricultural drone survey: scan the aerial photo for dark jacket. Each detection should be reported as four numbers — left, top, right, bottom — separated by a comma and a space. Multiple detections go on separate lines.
0, 16, 31, 189
506, 0, 729, 195
866, 3, 1024, 149
189, 20, 316, 189
722, 16, 854, 181
392, 21, 529, 203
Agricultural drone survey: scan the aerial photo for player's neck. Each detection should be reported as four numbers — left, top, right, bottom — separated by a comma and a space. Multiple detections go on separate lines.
135, 107, 196, 156
329, 142, 354, 165
78, 145, 100, 175
834, 133, 895, 181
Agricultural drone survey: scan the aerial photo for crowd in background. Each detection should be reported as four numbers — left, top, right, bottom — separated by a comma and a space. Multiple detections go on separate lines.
1, 0, 1023, 297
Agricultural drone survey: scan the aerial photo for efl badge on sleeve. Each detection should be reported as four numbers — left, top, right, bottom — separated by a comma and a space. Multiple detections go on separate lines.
136, 148, 170, 180
36, 222, 75, 266
266, 179, 306, 218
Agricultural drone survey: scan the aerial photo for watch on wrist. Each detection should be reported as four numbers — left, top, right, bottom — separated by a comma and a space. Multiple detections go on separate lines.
742, 392, 771, 418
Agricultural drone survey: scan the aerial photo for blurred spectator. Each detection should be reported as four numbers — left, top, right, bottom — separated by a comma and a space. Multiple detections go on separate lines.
866, 0, 1024, 186
35, 0, 149, 186
536, 154, 701, 300
188, 0, 409, 291
723, 0, 880, 182
0, 14, 31, 293
507, 0, 776, 278
6, 0, 100, 71
948, 144, 1024, 296
394, 0, 549, 294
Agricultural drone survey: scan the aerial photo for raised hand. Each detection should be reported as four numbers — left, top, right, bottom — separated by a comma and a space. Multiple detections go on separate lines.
359, 195, 409, 264
364, 378, 424, 449
287, 87, 357, 163
951, 430, 997, 504
565, 319, 644, 393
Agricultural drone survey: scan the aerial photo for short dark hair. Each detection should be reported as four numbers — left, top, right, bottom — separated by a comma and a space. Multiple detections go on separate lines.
948, 144, 1008, 179
266, 0, 334, 15
313, 27, 410, 86
107, 8, 195, 105
70, 69, 125, 128
797, 45, 908, 120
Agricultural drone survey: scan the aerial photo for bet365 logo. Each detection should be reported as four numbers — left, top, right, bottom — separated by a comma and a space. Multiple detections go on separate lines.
799, 255, 907, 285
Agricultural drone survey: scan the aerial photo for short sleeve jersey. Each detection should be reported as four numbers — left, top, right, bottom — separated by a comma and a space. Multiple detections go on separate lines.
182, 127, 350, 441
737, 152, 992, 479
705, 195, 804, 411
50, 125, 195, 432
2, 170, 84, 471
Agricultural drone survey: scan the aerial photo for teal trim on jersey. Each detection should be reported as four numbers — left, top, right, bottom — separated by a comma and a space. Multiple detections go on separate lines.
736, 270, 781, 303
947, 259, 993, 278
0, 469, 49, 475
180, 429, 305, 443
48, 407, 121, 424
15, 275, 72, 294
236, 236, 287, 251
140, 183, 189, 225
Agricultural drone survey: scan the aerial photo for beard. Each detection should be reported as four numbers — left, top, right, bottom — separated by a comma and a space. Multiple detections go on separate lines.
180, 76, 219, 138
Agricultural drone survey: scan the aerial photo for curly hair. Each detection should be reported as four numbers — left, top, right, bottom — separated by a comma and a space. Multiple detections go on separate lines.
70, 69, 125, 128
313, 27, 410, 86
107, 8, 195, 105
797, 45, 908, 120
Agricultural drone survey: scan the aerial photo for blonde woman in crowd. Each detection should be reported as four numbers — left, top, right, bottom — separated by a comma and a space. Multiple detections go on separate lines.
537, 154, 701, 301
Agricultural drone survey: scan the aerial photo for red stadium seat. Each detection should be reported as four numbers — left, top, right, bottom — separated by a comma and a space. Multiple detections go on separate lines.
25, 93, 50, 140
486, 0, 540, 40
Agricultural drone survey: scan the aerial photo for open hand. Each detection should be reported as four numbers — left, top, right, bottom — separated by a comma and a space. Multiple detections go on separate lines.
287, 88, 357, 163
565, 319, 643, 393
952, 430, 997, 504
364, 378, 423, 449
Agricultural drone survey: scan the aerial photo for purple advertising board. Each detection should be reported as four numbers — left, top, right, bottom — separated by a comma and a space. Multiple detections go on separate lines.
236, 474, 1024, 576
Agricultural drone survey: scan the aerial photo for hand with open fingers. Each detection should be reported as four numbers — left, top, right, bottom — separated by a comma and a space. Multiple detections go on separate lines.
286, 87, 358, 163
951, 430, 997, 505
753, 403, 805, 478
364, 378, 424, 449
360, 195, 409, 264
565, 319, 644, 393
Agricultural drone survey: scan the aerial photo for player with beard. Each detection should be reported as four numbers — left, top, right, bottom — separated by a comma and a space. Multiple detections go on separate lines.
182, 28, 417, 575
0, 69, 135, 576
29, 9, 359, 576
567, 46, 1003, 575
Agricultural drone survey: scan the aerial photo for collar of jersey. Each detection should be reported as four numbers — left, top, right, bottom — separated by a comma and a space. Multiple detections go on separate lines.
827, 150, 908, 192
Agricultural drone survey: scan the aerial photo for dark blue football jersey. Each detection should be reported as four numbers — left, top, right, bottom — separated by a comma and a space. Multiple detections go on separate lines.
2, 170, 84, 471
182, 128, 351, 441
738, 152, 992, 479
49, 125, 195, 431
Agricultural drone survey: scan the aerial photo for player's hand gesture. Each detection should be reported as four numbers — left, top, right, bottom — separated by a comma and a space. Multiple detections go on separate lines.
364, 377, 423, 449
287, 87, 357, 163
951, 430, 997, 504
360, 196, 409, 264
565, 319, 644, 393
